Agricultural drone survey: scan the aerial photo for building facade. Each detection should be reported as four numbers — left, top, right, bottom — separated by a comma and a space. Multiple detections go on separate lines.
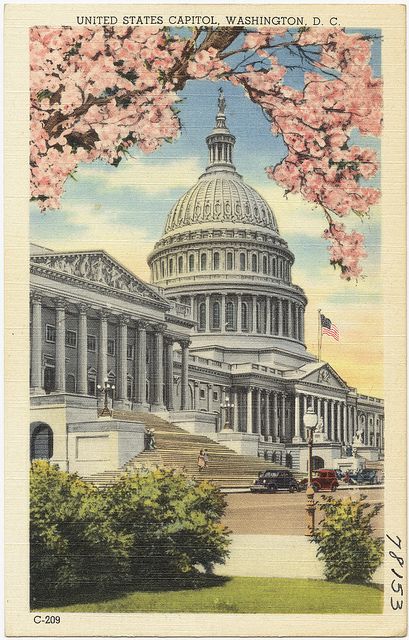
30, 94, 384, 473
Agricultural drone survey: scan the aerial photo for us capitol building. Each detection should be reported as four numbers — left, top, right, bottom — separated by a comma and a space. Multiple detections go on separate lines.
29, 94, 384, 477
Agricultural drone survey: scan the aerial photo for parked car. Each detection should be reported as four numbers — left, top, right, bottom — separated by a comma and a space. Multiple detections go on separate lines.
250, 469, 300, 493
347, 469, 381, 485
299, 469, 339, 492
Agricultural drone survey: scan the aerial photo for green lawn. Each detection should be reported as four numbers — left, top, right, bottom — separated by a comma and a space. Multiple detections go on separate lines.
37, 577, 383, 614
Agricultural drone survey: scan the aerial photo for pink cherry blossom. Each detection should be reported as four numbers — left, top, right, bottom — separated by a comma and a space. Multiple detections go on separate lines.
30, 26, 382, 279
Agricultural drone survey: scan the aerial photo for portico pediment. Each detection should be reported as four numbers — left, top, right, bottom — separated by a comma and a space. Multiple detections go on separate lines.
294, 363, 349, 391
30, 250, 166, 304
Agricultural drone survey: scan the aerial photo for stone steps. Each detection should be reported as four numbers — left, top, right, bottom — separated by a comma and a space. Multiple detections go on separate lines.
82, 410, 297, 489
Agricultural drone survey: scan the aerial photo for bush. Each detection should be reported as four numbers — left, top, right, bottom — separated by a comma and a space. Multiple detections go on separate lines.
30, 461, 130, 603
30, 462, 230, 603
312, 493, 383, 584
103, 469, 230, 584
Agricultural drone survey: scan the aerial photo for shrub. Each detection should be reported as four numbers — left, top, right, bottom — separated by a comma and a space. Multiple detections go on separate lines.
312, 493, 383, 584
30, 462, 230, 602
30, 461, 130, 603
103, 469, 230, 585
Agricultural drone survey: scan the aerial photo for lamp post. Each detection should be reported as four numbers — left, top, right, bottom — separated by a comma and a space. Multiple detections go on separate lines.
303, 406, 318, 536
221, 395, 234, 430
97, 378, 116, 417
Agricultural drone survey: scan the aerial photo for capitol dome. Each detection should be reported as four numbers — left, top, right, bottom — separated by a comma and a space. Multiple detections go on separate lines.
163, 92, 278, 236
164, 167, 279, 234
148, 90, 308, 357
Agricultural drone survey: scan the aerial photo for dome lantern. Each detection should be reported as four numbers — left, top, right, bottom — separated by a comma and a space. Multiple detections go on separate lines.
205, 88, 236, 173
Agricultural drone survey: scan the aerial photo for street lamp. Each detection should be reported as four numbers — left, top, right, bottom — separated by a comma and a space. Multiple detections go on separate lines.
220, 396, 234, 430
97, 377, 116, 417
303, 406, 318, 536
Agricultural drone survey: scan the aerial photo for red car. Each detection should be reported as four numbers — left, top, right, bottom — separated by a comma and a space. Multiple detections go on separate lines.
300, 469, 338, 492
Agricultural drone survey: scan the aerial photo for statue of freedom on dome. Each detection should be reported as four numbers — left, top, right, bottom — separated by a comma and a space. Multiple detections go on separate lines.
218, 87, 226, 114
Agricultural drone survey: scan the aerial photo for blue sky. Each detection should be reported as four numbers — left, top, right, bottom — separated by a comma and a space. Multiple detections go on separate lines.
30, 29, 383, 396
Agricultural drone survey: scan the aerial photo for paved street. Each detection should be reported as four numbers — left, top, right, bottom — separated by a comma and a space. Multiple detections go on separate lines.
223, 488, 384, 536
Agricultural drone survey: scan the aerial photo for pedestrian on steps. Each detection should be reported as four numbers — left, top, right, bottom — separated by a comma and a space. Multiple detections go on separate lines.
197, 449, 206, 472
203, 449, 209, 469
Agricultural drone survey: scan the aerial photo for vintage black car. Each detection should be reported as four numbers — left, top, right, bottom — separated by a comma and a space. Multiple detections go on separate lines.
347, 469, 382, 485
250, 469, 300, 493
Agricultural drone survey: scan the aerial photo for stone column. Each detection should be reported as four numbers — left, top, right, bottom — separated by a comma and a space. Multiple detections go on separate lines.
237, 295, 242, 333
118, 316, 128, 403
294, 306, 299, 340
265, 391, 271, 436
54, 298, 66, 393
273, 392, 279, 441
336, 402, 342, 442
205, 294, 210, 333
330, 400, 335, 441
281, 393, 286, 440
221, 294, 226, 333
293, 393, 302, 443
255, 388, 261, 435
193, 381, 200, 411
165, 338, 174, 411
232, 388, 239, 431
343, 402, 348, 444
98, 310, 108, 389
278, 298, 283, 336
288, 300, 293, 338
180, 340, 190, 410
317, 397, 322, 423
30, 293, 43, 393
77, 303, 88, 395
300, 309, 305, 342
252, 295, 257, 333
135, 322, 147, 407
246, 387, 253, 433
324, 399, 329, 439
152, 325, 164, 409
207, 383, 213, 412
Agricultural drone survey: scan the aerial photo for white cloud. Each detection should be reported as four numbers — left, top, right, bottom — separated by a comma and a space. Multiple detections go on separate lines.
80, 156, 203, 194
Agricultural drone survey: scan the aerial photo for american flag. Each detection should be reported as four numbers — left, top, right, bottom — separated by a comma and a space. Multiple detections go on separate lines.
320, 314, 340, 341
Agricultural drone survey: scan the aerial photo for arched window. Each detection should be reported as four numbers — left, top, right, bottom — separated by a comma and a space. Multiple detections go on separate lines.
169, 258, 173, 275
241, 302, 249, 331
240, 253, 246, 271
31, 423, 53, 461
213, 252, 220, 270
226, 252, 233, 270
251, 254, 258, 272
226, 301, 235, 330
272, 257, 277, 277
160, 260, 165, 277
212, 301, 220, 329
198, 303, 206, 331
189, 254, 195, 272
263, 256, 268, 274
178, 256, 183, 273
256, 302, 261, 333
200, 253, 207, 271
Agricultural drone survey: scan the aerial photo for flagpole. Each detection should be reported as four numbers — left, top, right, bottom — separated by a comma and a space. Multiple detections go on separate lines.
317, 308, 322, 361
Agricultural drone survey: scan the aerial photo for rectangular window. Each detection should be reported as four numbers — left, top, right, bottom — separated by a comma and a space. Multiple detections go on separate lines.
87, 335, 96, 352
107, 339, 116, 356
127, 344, 134, 359
45, 324, 56, 343
213, 391, 219, 401
200, 388, 205, 399
66, 329, 77, 348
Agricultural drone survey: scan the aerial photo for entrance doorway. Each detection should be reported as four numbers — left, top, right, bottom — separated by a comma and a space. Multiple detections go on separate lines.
30, 423, 53, 461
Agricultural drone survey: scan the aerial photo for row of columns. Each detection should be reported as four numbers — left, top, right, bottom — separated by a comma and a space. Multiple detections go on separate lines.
30, 295, 191, 410
217, 387, 382, 447
187, 293, 305, 341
